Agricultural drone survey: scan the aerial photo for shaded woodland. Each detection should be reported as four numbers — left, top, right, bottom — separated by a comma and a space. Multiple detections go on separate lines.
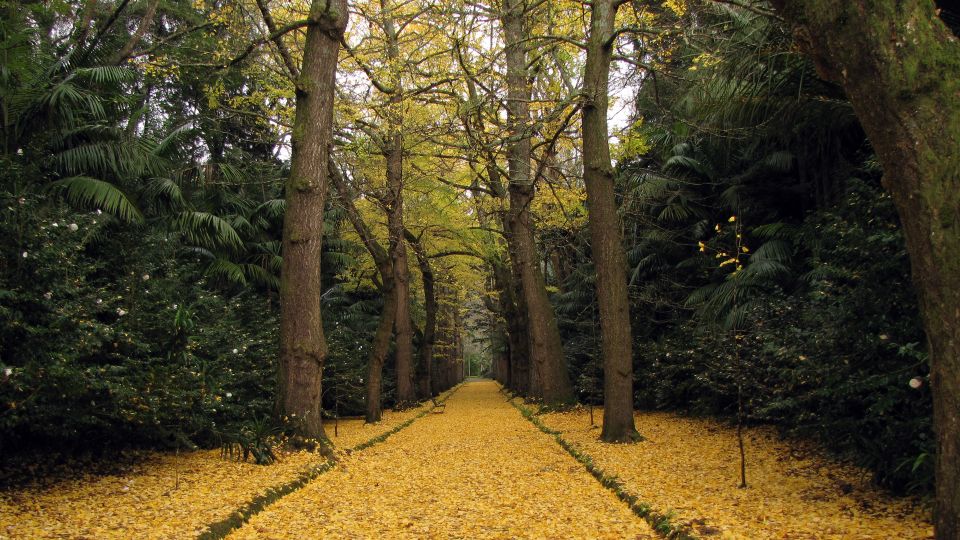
1, 0, 958, 536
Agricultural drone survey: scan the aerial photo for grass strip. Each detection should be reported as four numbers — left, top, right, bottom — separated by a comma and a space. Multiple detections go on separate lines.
198, 384, 462, 539
510, 397, 698, 540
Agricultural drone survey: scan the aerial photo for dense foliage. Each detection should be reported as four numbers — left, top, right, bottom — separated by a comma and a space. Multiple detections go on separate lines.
0, 0, 939, 503
0, 0, 398, 469
554, 4, 931, 493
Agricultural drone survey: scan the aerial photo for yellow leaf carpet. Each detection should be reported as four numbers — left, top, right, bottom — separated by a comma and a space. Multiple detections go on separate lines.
1, 380, 935, 539
540, 407, 933, 539
0, 402, 435, 539
228, 380, 655, 539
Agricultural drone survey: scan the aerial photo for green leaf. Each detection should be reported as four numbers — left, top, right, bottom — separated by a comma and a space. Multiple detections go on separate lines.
48, 176, 143, 223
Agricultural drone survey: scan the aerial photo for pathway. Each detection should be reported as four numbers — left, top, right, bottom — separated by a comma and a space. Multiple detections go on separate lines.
228, 380, 654, 539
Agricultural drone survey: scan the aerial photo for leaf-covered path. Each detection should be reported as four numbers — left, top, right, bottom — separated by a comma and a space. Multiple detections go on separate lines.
228, 380, 654, 539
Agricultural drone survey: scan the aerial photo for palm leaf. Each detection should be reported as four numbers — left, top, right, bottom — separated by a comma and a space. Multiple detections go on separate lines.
49, 176, 143, 223
174, 211, 244, 251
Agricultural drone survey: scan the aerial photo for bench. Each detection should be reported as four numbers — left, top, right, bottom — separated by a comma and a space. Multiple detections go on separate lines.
430, 396, 446, 413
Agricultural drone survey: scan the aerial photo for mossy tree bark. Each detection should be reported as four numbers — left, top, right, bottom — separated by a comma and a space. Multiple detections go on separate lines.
770, 1, 959, 536
278, 0, 348, 442
581, 0, 641, 443
500, 0, 574, 406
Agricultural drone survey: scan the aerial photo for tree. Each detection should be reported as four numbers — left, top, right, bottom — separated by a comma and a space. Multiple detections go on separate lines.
499, 0, 574, 405
769, 1, 959, 536
277, 0, 348, 445
329, 161, 397, 423
405, 228, 437, 397
580, 0, 641, 442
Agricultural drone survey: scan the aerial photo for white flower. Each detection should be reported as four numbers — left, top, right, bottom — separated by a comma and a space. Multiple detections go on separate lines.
96, 298, 103, 305
92, 219, 96, 224
44, 291, 53, 300
232, 348, 238, 354
172, 304, 178, 309
17, 197, 25, 205
3, 367, 11, 377
16, 148, 23, 155
225, 392, 232, 398
117, 308, 127, 316
909, 377, 923, 389
142, 274, 150, 281
68, 223, 78, 231
96, 209, 102, 215
879, 334, 889, 341
52, 222, 58, 227
21, 251, 27, 258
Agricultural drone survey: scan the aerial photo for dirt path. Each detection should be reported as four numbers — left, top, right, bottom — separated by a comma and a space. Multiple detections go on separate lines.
228, 380, 654, 539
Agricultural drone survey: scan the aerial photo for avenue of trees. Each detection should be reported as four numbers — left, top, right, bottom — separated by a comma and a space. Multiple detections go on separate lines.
0, 0, 957, 535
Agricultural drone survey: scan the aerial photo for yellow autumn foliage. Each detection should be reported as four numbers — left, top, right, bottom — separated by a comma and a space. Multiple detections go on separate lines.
229, 381, 654, 539
540, 407, 933, 539
0, 404, 434, 539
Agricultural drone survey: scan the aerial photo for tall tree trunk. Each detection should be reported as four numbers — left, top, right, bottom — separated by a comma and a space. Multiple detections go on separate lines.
329, 160, 396, 423
406, 229, 436, 398
278, 0, 348, 444
386, 132, 416, 406
770, 2, 959, 536
500, 0, 573, 406
581, 0, 640, 442
379, 0, 416, 407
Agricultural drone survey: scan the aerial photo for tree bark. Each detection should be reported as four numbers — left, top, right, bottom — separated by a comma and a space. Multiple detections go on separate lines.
328, 161, 396, 423
500, 0, 574, 406
406, 229, 436, 398
770, 1, 959, 536
364, 284, 397, 423
278, 0, 348, 443
492, 256, 529, 394
581, 0, 640, 442
385, 131, 416, 406
378, 0, 416, 407
111, 0, 159, 65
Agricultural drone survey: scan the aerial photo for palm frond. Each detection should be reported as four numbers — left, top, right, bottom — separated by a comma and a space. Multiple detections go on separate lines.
49, 176, 143, 223
174, 211, 244, 251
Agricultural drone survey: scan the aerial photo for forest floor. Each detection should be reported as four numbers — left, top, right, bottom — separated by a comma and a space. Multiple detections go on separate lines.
0, 380, 933, 539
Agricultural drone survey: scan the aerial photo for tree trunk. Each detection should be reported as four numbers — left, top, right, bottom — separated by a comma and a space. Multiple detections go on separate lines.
277, 0, 347, 444
492, 256, 529, 394
406, 229, 436, 398
483, 267, 513, 388
770, 1, 959, 536
364, 284, 397, 423
385, 132, 416, 407
500, 0, 573, 406
377, 0, 416, 407
329, 160, 396, 423
581, 0, 640, 442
